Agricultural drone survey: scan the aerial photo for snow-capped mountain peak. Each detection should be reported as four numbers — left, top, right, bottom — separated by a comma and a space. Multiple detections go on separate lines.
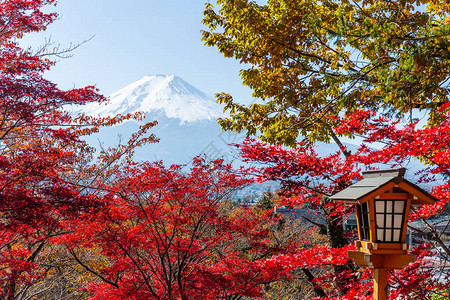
78, 74, 223, 125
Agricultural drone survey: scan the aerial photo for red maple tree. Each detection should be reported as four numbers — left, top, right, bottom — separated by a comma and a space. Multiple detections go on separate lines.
58, 157, 294, 300
0, 1, 157, 297
233, 108, 450, 299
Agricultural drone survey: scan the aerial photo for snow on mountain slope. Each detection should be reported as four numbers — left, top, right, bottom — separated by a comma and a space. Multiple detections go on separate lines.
74, 75, 237, 165
78, 74, 223, 125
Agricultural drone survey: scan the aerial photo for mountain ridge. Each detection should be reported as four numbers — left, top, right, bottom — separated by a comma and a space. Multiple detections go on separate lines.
75, 74, 232, 165
75, 74, 224, 125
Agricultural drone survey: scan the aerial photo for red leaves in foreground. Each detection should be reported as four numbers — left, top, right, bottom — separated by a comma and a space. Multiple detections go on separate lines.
0, 0, 156, 296
262, 244, 355, 270
234, 109, 450, 299
2, 1, 449, 299
58, 158, 290, 299
236, 138, 361, 210
336, 109, 450, 219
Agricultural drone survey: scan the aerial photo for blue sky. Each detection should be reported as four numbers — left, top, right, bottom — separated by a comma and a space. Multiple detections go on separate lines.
21, 0, 253, 102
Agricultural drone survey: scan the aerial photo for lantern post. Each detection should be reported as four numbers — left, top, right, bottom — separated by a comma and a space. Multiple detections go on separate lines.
330, 168, 437, 300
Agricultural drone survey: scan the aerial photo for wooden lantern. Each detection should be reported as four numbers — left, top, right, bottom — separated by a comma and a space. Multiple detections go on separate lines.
330, 168, 437, 300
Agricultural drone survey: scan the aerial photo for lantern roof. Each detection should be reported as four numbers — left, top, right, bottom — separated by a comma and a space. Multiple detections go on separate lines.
330, 168, 438, 205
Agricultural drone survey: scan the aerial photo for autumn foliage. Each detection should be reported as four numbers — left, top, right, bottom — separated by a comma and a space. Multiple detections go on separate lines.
2, 1, 450, 300
235, 128, 450, 299
0, 0, 157, 297
58, 158, 296, 299
202, 0, 450, 298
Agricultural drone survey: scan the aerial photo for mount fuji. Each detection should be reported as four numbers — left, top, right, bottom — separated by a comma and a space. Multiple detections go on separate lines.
73, 75, 242, 165
78, 74, 223, 125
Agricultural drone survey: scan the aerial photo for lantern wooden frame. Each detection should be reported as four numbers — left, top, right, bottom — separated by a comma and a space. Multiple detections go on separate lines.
330, 168, 437, 300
